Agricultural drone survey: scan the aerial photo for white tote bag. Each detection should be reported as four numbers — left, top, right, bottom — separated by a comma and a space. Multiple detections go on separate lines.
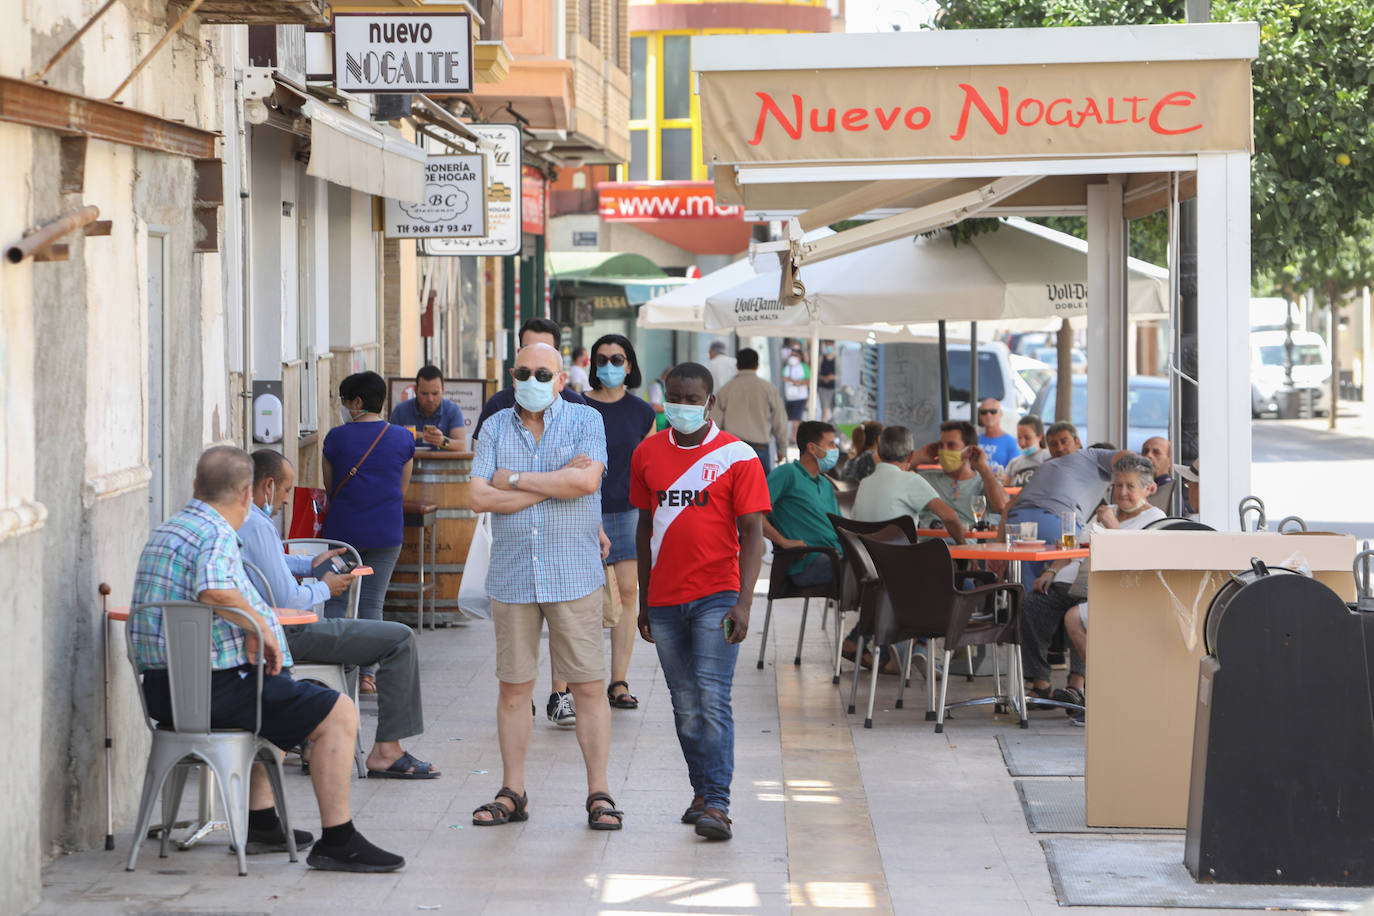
456, 512, 493, 619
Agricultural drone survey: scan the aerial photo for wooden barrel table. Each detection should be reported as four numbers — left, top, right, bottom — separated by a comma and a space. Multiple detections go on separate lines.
385, 450, 476, 627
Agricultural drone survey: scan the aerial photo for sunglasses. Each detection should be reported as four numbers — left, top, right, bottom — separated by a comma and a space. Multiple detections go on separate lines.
978, 408, 999, 415
512, 367, 556, 383
594, 354, 627, 367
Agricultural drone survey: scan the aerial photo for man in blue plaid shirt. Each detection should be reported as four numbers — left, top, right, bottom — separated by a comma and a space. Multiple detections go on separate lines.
468, 342, 623, 830
131, 446, 403, 872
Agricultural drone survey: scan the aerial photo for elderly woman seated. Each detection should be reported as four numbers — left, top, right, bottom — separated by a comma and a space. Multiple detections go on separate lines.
1019, 453, 1165, 718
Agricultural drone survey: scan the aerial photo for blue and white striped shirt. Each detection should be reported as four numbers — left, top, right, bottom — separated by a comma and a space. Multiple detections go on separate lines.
472, 396, 606, 604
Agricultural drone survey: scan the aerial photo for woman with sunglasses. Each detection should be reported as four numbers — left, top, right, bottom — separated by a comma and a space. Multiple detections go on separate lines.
584, 335, 658, 710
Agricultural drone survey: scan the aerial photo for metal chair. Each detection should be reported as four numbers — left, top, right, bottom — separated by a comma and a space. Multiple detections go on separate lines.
242, 552, 368, 779
755, 520, 842, 670
860, 536, 1027, 733
124, 602, 297, 875
1145, 517, 1217, 531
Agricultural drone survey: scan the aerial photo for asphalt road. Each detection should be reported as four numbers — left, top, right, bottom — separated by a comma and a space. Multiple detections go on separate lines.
1251, 418, 1374, 540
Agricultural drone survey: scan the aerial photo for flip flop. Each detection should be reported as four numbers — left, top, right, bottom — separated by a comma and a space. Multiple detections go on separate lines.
367, 750, 440, 779
606, 680, 639, 709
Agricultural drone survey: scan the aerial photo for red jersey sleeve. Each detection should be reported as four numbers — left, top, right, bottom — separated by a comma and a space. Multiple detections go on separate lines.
731, 455, 773, 517
629, 443, 653, 511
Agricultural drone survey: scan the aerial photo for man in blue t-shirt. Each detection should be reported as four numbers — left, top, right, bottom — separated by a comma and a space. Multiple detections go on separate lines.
389, 365, 467, 451
976, 398, 1019, 468
473, 318, 585, 441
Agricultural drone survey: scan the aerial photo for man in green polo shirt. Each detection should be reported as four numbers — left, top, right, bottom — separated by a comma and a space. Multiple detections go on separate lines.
762, 421, 841, 587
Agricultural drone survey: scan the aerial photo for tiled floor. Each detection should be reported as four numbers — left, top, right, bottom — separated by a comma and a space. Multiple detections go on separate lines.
34, 580, 1364, 914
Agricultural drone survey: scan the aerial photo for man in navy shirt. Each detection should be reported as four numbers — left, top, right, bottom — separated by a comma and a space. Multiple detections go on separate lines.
389, 365, 466, 451
473, 318, 584, 441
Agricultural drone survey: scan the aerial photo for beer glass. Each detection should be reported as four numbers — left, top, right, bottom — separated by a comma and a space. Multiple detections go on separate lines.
1059, 511, 1078, 549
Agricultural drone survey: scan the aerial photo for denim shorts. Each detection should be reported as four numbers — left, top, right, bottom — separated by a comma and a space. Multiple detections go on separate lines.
603, 508, 638, 565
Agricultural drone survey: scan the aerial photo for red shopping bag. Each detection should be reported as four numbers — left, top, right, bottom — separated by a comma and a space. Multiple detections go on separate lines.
288, 486, 328, 539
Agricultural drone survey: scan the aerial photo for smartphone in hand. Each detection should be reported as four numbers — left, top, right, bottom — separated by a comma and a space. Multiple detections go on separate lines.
722, 616, 735, 641
311, 554, 359, 581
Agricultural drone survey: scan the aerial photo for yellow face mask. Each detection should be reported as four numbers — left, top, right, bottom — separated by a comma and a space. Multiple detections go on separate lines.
938, 448, 964, 473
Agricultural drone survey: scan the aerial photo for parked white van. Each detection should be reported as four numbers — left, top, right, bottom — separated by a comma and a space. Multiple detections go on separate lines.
1250, 329, 1331, 417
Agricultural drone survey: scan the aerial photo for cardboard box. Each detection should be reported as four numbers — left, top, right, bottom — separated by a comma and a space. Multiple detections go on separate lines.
1084, 530, 1357, 828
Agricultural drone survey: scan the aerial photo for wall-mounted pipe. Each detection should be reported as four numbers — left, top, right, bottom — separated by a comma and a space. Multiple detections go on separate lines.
5, 205, 100, 263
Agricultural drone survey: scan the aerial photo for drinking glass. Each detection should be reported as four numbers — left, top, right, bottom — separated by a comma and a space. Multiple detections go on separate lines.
971, 494, 987, 528
1018, 521, 1039, 542
1059, 511, 1078, 549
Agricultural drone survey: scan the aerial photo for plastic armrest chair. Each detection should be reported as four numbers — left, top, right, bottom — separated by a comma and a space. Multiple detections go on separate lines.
756, 544, 842, 671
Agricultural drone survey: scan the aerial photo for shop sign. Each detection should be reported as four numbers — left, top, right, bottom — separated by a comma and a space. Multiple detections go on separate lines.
333, 13, 473, 94
522, 166, 546, 235
384, 154, 487, 239
424, 123, 523, 256
598, 181, 743, 220
700, 59, 1253, 164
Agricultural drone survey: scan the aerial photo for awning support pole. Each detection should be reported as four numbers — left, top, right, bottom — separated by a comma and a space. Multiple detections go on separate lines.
108, 0, 206, 101
28, 0, 120, 83
938, 321, 950, 422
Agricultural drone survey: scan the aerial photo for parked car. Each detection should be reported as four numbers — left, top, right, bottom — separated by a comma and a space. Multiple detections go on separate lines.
1028, 375, 1170, 452
1249, 329, 1331, 417
1033, 346, 1088, 374
946, 341, 1030, 421
1010, 353, 1054, 415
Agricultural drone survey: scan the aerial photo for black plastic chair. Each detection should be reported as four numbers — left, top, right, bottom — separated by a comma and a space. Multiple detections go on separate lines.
861, 536, 1026, 733
827, 514, 918, 684
756, 520, 842, 670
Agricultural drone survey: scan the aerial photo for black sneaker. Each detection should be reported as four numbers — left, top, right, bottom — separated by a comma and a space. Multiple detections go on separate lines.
233, 826, 314, 855
306, 831, 405, 873
546, 690, 576, 727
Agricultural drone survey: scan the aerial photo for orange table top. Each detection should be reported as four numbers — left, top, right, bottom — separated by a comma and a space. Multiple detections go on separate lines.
1005, 486, 1022, 495
917, 528, 1000, 540
107, 606, 319, 625
947, 542, 1090, 562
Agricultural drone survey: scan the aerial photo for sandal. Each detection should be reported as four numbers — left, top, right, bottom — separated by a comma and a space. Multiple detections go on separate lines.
586, 792, 624, 831
1027, 684, 1055, 708
358, 674, 377, 695
680, 796, 706, 825
607, 681, 638, 709
471, 787, 528, 826
694, 807, 732, 841
1052, 685, 1085, 708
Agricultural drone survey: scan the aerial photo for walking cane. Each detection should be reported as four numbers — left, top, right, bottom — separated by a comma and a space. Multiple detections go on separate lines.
99, 582, 115, 850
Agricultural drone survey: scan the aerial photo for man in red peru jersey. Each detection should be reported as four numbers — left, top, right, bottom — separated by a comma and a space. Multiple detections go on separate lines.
631, 362, 770, 842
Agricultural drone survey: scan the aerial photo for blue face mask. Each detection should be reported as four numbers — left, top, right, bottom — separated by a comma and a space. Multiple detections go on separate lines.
818, 447, 840, 472
597, 363, 627, 389
664, 402, 708, 435
1021, 445, 1039, 458
514, 377, 556, 413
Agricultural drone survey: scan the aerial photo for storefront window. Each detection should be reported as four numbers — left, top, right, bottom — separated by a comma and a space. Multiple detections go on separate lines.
661, 128, 692, 180
629, 129, 648, 180
662, 35, 690, 120
630, 36, 646, 120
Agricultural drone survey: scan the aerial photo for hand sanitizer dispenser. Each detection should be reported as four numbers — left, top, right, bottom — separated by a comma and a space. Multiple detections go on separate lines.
253, 392, 283, 443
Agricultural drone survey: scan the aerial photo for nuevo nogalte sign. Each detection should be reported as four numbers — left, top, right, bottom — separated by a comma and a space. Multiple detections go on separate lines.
333, 13, 473, 94
700, 59, 1252, 164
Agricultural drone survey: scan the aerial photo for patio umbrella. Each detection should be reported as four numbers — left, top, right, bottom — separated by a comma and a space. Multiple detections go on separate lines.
702, 218, 1168, 332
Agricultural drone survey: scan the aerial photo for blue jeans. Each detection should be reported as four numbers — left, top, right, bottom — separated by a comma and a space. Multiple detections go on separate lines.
323, 543, 402, 678
1005, 506, 1064, 582
649, 590, 741, 815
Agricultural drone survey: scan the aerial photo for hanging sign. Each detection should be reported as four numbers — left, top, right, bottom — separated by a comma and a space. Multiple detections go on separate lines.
423, 123, 523, 256
384, 154, 487, 239
333, 13, 473, 94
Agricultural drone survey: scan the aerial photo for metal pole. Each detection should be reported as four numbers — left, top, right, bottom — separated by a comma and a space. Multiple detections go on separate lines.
108, 0, 207, 101
4, 205, 100, 263
969, 320, 979, 418
1167, 174, 1184, 515
29, 0, 120, 83
99, 582, 114, 850
938, 320, 950, 421
237, 70, 255, 449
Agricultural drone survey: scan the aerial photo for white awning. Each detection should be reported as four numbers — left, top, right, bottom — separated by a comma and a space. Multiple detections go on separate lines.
299, 97, 427, 202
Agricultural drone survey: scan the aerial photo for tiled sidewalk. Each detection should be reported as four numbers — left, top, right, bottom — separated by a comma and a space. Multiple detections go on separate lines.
33, 586, 1358, 914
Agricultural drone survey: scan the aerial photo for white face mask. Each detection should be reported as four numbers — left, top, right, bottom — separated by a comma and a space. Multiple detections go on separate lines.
339, 405, 362, 424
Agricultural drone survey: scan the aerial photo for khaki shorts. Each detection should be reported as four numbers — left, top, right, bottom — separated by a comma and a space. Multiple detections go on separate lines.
492, 590, 606, 685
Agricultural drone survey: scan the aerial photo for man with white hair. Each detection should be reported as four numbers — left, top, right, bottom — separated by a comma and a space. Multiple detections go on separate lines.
468, 343, 622, 830
707, 340, 737, 394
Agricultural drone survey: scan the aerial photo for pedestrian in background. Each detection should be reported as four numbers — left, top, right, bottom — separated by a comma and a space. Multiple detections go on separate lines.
707, 340, 737, 394
782, 349, 811, 443
817, 342, 837, 423
584, 334, 657, 712
322, 371, 415, 696
712, 348, 788, 473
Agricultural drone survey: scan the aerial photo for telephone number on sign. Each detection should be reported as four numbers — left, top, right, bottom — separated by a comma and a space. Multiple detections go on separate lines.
396, 223, 477, 234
